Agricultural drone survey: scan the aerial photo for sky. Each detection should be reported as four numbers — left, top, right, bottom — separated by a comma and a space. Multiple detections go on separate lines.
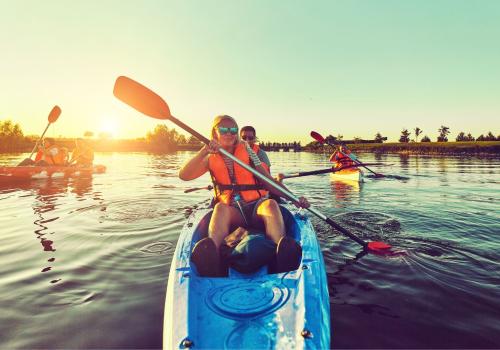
1, 0, 499, 143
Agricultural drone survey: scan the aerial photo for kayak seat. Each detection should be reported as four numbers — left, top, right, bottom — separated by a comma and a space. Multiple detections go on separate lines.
190, 206, 302, 277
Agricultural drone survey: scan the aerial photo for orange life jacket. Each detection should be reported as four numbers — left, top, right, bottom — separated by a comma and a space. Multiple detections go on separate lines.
250, 144, 270, 173
71, 146, 94, 166
331, 149, 354, 168
34, 149, 43, 162
43, 145, 67, 165
208, 143, 268, 204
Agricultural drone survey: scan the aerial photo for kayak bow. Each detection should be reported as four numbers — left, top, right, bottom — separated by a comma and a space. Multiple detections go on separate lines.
164, 206, 330, 349
0, 165, 106, 184
330, 167, 364, 183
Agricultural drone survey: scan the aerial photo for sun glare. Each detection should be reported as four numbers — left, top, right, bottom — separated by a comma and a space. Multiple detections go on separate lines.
98, 119, 119, 138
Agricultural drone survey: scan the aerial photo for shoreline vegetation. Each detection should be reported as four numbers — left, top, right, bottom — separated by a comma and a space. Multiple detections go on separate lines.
335, 141, 500, 155
1, 120, 499, 155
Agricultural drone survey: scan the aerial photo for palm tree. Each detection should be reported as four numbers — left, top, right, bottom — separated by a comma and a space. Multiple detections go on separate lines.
437, 126, 450, 142
374, 132, 385, 143
414, 127, 422, 142
399, 129, 410, 143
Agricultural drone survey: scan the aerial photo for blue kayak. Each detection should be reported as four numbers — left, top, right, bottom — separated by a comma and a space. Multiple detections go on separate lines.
163, 206, 330, 349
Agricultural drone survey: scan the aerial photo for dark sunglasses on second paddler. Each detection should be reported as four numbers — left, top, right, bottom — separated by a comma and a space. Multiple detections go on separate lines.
218, 126, 238, 135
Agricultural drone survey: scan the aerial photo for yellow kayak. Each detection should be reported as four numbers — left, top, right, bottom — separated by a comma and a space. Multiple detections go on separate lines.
330, 167, 363, 182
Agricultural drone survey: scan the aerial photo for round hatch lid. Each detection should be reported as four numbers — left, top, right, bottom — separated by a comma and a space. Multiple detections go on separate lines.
207, 281, 289, 319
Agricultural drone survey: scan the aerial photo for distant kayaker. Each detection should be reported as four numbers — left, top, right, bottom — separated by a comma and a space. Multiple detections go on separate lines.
35, 138, 67, 166
330, 145, 355, 169
179, 115, 309, 277
240, 126, 271, 169
34, 145, 44, 163
69, 138, 94, 166
17, 138, 64, 166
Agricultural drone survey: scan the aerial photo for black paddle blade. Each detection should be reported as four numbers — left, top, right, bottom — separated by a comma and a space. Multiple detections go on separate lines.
48, 105, 61, 123
310, 131, 325, 143
113, 76, 171, 120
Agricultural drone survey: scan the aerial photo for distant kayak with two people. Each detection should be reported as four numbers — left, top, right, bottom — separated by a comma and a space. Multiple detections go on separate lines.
3, 138, 104, 184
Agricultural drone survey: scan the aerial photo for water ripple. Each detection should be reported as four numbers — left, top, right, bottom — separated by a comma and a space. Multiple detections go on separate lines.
1, 152, 499, 349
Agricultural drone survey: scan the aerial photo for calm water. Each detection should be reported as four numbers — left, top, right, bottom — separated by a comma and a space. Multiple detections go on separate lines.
1, 151, 499, 349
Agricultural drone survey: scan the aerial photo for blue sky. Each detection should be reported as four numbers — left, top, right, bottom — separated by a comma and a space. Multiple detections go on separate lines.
1, 0, 499, 142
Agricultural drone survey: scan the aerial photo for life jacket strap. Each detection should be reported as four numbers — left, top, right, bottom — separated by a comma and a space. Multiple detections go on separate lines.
216, 183, 265, 191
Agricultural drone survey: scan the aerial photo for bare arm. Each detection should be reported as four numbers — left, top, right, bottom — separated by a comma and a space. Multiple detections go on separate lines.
178, 147, 210, 181
245, 143, 309, 208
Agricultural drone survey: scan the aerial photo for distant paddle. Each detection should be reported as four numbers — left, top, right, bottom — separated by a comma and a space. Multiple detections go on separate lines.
18, 106, 61, 166
281, 163, 386, 180
184, 185, 213, 193
311, 131, 385, 178
113, 76, 391, 253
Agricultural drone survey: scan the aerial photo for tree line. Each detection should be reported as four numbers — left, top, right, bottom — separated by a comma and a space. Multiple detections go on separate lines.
259, 142, 302, 151
144, 125, 203, 151
0, 120, 32, 152
1, 119, 499, 154
397, 126, 499, 143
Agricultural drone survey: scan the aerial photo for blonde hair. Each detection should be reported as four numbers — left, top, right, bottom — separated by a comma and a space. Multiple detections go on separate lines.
211, 115, 240, 145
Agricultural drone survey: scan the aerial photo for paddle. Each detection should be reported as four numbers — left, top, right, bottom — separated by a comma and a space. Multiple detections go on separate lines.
311, 131, 385, 178
184, 185, 213, 193
113, 76, 391, 252
281, 163, 386, 180
18, 106, 61, 165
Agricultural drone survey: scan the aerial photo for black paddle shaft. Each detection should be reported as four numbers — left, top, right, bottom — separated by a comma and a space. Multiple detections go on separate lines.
283, 163, 384, 179
170, 116, 370, 249
325, 217, 367, 247
170, 115, 210, 145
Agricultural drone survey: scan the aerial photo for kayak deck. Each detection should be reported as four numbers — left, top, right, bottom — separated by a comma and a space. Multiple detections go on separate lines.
164, 206, 330, 349
330, 167, 363, 182
0, 164, 106, 184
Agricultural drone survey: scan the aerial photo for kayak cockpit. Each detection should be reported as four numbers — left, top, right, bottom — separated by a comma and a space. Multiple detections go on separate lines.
189, 206, 301, 277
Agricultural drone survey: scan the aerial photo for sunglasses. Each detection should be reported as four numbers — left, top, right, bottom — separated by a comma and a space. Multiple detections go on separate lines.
241, 135, 255, 141
218, 126, 238, 135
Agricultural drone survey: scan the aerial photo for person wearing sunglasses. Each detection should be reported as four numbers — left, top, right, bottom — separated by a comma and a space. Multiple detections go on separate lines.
329, 144, 355, 169
239, 125, 293, 197
179, 115, 309, 277
240, 126, 271, 170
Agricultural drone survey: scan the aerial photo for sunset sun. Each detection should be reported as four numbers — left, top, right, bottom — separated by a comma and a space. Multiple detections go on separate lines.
98, 119, 119, 138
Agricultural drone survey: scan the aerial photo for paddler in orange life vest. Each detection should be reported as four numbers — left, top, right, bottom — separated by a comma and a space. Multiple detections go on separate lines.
179, 115, 309, 277
329, 144, 355, 169
240, 125, 271, 170
241, 125, 290, 196
69, 138, 94, 166
35, 138, 68, 166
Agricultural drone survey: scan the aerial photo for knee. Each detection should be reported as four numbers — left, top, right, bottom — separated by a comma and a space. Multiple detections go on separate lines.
259, 199, 281, 214
212, 202, 231, 216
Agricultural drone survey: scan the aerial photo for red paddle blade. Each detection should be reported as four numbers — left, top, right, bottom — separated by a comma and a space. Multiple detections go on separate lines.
310, 131, 325, 143
48, 105, 61, 123
367, 241, 391, 251
113, 76, 171, 120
